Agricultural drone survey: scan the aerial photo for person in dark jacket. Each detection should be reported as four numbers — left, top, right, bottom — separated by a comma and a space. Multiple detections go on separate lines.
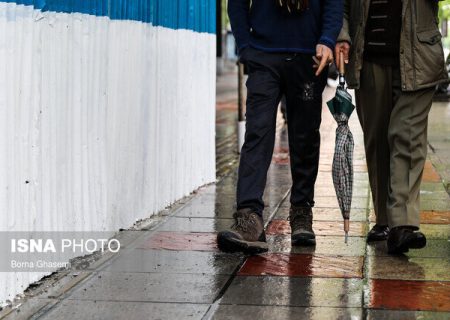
217, 0, 343, 254
335, 0, 448, 254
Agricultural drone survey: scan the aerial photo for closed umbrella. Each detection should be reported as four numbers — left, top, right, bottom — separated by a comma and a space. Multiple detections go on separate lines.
326, 52, 355, 243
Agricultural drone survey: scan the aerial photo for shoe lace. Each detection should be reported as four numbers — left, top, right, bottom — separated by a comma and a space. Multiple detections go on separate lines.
232, 211, 258, 233
288, 208, 312, 230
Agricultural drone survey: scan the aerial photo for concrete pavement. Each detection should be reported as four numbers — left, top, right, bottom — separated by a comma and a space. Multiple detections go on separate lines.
1, 66, 449, 320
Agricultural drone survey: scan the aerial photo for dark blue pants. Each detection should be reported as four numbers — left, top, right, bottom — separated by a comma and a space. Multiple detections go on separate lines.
237, 47, 327, 216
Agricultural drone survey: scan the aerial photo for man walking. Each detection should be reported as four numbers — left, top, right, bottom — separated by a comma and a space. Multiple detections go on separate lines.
217, 0, 343, 253
335, 0, 447, 253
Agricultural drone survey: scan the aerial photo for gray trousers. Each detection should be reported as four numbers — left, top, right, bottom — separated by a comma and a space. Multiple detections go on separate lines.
355, 61, 435, 229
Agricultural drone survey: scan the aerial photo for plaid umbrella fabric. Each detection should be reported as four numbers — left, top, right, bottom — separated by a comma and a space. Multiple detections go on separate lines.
327, 69, 355, 243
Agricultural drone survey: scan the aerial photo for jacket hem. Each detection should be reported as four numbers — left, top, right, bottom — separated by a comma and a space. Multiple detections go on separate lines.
406, 78, 449, 92
250, 43, 316, 54
348, 77, 449, 91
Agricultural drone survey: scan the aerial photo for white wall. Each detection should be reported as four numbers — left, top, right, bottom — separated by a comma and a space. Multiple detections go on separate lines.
0, 2, 216, 304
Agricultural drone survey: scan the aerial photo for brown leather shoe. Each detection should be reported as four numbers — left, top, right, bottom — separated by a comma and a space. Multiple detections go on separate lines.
217, 209, 268, 254
289, 206, 316, 246
367, 224, 390, 242
387, 226, 426, 254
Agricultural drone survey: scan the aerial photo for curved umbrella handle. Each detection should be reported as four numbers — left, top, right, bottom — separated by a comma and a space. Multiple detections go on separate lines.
339, 51, 345, 87
339, 51, 345, 75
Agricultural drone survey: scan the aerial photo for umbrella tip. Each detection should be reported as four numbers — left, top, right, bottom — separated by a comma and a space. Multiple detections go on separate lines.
345, 232, 348, 244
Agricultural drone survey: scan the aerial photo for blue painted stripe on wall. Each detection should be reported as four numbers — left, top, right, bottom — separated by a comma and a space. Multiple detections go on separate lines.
2, 0, 216, 34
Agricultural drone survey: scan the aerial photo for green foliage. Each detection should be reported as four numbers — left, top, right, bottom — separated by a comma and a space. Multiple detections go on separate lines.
223, 0, 228, 27
440, 1, 450, 48
440, 1, 450, 20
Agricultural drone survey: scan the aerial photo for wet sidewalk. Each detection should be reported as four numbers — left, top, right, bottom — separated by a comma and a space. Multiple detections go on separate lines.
2, 69, 450, 320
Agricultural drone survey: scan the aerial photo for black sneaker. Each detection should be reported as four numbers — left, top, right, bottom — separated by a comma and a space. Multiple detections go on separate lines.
387, 226, 427, 254
217, 209, 268, 254
367, 224, 390, 242
289, 206, 316, 246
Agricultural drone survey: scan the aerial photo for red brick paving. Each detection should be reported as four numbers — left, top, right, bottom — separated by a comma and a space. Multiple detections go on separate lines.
266, 219, 367, 237
371, 210, 450, 224
273, 146, 289, 154
420, 211, 450, 224
422, 160, 441, 182
273, 154, 290, 165
216, 101, 237, 111
368, 279, 450, 312
238, 253, 364, 278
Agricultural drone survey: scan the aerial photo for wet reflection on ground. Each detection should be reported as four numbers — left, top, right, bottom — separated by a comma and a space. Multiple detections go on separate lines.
7, 80, 450, 320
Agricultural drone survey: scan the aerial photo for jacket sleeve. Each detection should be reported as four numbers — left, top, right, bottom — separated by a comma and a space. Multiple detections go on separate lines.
319, 0, 344, 50
337, 0, 352, 44
227, 0, 251, 54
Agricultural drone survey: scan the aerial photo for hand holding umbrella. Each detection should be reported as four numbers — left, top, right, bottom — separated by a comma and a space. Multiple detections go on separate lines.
326, 52, 355, 243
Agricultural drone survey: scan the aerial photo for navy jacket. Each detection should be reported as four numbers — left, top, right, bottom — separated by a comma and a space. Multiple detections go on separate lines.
228, 0, 343, 54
